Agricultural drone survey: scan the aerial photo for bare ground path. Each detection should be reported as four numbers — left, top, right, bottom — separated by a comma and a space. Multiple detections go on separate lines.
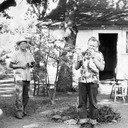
0, 73, 128, 128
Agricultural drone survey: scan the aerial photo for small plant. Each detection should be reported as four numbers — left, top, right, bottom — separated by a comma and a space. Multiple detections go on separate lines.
97, 105, 121, 123
51, 105, 121, 124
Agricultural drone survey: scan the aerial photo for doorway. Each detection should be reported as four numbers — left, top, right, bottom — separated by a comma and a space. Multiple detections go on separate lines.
99, 33, 117, 80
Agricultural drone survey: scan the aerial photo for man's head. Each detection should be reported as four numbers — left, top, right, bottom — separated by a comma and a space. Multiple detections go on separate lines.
87, 37, 100, 52
18, 41, 28, 50
16, 37, 28, 50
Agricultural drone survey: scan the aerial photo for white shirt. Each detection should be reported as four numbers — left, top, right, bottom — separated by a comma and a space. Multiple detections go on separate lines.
10, 50, 34, 81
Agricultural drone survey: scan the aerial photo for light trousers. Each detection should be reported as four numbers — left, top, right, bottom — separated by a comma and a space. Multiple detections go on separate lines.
15, 80, 30, 113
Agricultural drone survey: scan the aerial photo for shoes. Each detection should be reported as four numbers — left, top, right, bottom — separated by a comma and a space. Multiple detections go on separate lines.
80, 123, 95, 128
79, 118, 89, 124
79, 119, 97, 128
15, 111, 23, 119
22, 111, 27, 117
89, 119, 98, 125
15, 111, 28, 119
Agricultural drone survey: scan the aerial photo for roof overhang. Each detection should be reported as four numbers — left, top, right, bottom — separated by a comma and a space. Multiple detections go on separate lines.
78, 25, 128, 30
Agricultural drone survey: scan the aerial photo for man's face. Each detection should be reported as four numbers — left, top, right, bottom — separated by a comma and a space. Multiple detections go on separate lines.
88, 40, 98, 52
19, 41, 27, 50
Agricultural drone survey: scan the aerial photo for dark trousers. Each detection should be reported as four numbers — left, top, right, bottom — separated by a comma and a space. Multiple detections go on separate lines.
78, 82, 98, 120
15, 81, 30, 112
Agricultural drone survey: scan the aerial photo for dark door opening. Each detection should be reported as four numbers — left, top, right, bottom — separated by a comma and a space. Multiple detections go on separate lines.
99, 33, 117, 80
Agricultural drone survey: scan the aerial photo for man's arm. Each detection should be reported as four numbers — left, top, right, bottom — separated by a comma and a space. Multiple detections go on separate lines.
75, 61, 82, 70
93, 53, 105, 71
93, 58, 105, 71
88, 59, 99, 73
9, 62, 26, 69
75, 53, 83, 70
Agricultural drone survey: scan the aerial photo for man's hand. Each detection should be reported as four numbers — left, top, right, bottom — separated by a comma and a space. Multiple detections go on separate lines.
20, 64, 27, 69
22, 62, 35, 69
75, 54, 83, 70
77, 53, 83, 62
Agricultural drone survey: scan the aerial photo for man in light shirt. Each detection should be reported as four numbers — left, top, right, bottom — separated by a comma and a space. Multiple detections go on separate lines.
9, 37, 35, 119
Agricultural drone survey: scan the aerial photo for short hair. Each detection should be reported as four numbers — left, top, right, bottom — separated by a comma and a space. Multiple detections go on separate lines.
88, 36, 100, 46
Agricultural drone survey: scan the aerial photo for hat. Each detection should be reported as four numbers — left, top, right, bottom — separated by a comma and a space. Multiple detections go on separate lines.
16, 37, 28, 45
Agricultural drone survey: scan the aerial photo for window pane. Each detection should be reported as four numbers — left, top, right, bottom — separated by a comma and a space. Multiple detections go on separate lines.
126, 32, 128, 53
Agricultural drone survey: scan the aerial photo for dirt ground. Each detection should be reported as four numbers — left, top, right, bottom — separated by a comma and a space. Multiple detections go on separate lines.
0, 73, 128, 128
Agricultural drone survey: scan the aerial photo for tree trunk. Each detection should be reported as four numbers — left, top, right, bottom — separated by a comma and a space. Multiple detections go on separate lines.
57, 63, 72, 92
57, 0, 78, 92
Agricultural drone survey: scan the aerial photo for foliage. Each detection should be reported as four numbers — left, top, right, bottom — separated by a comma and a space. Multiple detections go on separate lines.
78, 0, 128, 27
32, 27, 75, 103
0, 1, 38, 51
97, 105, 121, 123
0, 50, 11, 76
51, 105, 121, 123
0, 0, 16, 12
26, 0, 128, 27
44, 0, 66, 21
2, 0, 127, 103
1, 0, 128, 27
60, 105, 79, 119
0, 0, 76, 104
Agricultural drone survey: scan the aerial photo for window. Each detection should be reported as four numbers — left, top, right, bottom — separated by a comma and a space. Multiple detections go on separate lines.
126, 32, 128, 53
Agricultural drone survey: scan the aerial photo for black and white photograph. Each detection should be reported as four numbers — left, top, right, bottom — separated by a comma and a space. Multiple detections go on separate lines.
0, 0, 128, 128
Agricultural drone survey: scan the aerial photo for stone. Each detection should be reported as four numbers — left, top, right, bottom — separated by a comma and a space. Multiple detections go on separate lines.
62, 116, 69, 121
64, 119, 77, 125
52, 115, 61, 120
